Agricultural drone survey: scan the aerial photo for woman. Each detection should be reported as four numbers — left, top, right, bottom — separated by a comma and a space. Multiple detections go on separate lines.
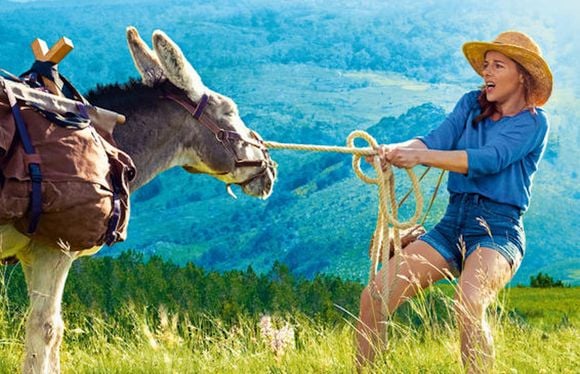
356, 31, 552, 372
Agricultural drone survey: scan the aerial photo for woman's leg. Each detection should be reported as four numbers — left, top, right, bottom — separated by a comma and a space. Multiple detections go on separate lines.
455, 247, 514, 374
356, 239, 453, 367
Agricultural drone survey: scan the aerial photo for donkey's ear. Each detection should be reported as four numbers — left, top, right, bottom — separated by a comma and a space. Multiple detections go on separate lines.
152, 30, 206, 101
126, 26, 165, 86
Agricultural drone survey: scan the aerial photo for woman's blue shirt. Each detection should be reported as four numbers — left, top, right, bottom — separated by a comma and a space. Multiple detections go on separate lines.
417, 90, 549, 211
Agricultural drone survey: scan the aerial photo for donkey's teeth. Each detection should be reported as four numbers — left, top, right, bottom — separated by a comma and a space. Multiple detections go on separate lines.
226, 184, 238, 199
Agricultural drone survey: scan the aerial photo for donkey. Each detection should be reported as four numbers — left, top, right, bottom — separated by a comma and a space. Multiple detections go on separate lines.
0, 27, 276, 373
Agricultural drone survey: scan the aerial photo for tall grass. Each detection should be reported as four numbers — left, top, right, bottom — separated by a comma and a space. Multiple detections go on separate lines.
0, 269, 578, 373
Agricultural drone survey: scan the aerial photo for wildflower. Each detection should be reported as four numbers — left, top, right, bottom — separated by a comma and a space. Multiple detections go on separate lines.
156, 306, 183, 347
259, 315, 295, 358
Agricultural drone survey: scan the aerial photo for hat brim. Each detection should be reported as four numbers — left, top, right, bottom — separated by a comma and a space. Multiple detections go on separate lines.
463, 41, 553, 106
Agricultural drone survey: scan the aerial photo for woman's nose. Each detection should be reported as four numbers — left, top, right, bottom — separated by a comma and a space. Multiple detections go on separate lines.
482, 64, 494, 77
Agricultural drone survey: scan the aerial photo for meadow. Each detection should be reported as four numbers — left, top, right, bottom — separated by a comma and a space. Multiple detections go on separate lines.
0, 255, 577, 373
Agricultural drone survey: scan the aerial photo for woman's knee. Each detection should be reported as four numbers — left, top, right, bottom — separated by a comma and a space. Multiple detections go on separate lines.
359, 286, 377, 315
454, 288, 487, 322
360, 285, 371, 304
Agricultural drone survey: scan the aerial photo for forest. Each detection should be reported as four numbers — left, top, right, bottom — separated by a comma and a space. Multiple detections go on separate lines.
2, 251, 363, 325
1, 250, 572, 329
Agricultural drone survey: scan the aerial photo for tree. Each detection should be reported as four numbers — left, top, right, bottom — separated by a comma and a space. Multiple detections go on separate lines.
530, 272, 566, 288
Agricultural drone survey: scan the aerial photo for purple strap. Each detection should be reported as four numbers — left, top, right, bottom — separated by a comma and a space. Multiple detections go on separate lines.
3, 79, 43, 233
76, 102, 90, 119
192, 94, 209, 120
105, 187, 122, 246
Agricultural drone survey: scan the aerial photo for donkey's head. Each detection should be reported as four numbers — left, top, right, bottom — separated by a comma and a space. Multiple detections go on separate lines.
126, 27, 276, 199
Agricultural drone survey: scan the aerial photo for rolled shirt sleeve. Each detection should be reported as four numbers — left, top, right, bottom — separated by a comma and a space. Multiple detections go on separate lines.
466, 111, 549, 178
410, 89, 549, 211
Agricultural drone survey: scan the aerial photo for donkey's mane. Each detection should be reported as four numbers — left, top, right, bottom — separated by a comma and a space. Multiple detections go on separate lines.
85, 78, 164, 115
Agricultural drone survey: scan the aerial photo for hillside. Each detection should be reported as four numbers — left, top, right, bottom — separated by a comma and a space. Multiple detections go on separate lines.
0, 0, 578, 285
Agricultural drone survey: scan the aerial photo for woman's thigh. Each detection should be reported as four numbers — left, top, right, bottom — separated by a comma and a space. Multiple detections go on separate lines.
457, 246, 514, 308
371, 239, 455, 311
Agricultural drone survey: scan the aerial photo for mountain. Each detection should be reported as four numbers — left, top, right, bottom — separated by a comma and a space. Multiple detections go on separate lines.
0, 0, 578, 285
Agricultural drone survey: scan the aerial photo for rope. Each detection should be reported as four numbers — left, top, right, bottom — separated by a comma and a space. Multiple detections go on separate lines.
264, 140, 376, 156
264, 130, 424, 324
420, 169, 446, 227
398, 166, 447, 227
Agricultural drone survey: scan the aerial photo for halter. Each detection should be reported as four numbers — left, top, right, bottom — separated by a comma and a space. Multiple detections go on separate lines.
162, 86, 276, 191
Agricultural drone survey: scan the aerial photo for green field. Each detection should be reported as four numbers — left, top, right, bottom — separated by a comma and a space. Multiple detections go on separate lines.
1, 276, 577, 373
2, 317, 576, 373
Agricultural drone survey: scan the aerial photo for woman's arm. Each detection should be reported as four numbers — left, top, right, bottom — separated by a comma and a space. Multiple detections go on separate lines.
386, 147, 468, 174
388, 139, 428, 150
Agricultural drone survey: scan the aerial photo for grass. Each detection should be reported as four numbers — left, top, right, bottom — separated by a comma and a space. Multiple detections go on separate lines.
500, 287, 579, 329
0, 287, 578, 373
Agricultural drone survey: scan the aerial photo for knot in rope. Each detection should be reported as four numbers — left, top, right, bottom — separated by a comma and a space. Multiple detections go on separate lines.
346, 130, 423, 229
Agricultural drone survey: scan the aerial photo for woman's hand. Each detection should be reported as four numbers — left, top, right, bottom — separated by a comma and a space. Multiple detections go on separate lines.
364, 139, 430, 170
366, 145, 422, 170
365, 145, 390, 169
386, 147, 423, 168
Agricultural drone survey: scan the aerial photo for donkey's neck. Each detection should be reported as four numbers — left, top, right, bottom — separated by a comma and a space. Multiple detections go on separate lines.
87, 82, 183, 191
87, 81, 208, 191
113, 106, 185, 191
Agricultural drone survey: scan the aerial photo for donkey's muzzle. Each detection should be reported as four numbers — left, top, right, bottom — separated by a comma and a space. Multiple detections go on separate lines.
240, 158, 277, 199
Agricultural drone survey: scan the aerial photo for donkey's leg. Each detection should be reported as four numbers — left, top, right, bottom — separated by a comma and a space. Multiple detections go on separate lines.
19, 243, 75, 374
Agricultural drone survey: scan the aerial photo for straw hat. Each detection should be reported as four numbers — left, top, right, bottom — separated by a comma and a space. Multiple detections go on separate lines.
462, 31, 553, 106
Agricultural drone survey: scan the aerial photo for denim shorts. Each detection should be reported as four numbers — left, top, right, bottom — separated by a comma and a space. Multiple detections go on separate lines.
419, 193, 525, 275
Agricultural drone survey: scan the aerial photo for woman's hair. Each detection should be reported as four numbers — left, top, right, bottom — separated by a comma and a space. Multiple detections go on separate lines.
472, 60, 536, 126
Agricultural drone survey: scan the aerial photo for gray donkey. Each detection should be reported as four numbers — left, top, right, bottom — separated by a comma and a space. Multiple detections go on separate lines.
0, 27, 276, 373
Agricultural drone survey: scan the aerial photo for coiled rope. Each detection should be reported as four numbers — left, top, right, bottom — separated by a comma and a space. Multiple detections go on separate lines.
264, 130, 425, 321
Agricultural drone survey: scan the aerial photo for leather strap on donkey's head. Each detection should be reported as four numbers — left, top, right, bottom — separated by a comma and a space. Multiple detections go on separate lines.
126, 27, 276, 199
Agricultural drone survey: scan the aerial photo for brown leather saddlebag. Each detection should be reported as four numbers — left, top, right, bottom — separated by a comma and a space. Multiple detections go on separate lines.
0, 100, 135, 250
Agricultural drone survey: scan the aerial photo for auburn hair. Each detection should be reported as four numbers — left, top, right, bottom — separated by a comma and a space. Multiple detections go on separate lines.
472, 60, 536, 126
